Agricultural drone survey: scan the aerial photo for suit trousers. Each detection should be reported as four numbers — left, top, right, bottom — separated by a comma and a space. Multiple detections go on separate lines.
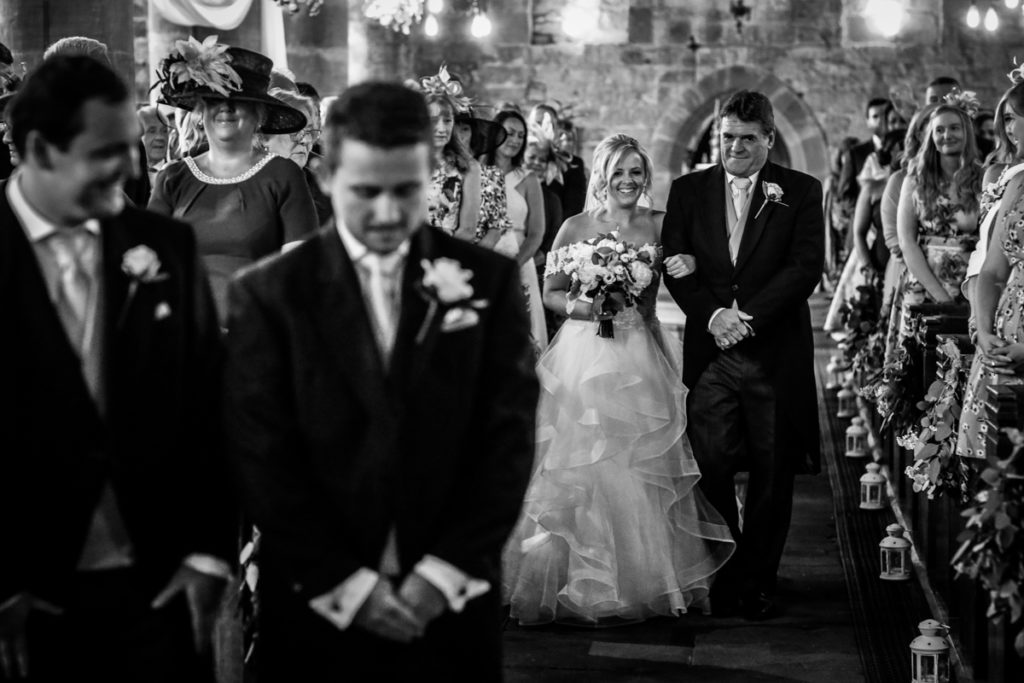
10, 568, 212, 683
688, 348, 795, 597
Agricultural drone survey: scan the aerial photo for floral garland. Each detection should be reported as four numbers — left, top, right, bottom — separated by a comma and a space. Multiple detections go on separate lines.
903, 337, 972, 502
838, 269, 883, 381
952, 428, 1024, 656
860, 311, 928, 438
364, 0, 424, 35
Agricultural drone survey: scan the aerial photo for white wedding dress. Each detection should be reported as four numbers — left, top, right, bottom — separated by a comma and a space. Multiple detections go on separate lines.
503, 255, 735, 625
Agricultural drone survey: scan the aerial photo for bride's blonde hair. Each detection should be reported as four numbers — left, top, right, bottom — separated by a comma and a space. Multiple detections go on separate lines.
585, 134, 654, 214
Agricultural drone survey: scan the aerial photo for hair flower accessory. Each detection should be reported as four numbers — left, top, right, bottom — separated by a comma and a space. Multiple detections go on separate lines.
406, 64, 473, 114
754, 182, 787, 219
153, 35, 242, 101
942, 88, 981, 119
1008, 58, 1024, 85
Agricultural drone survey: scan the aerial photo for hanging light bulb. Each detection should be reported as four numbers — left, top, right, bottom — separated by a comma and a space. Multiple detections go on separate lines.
864, 0, 905, 38
1005, 0, 1019, 9
562, 4, 599, 39
424, 13, 440, 37
470, 11, 492, 38
985, 5, 1000, 30
967, 2, 981, 27
427, 0, 444, 13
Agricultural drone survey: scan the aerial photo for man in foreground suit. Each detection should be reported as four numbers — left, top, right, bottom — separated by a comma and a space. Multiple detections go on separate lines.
224, 82, 539, 680
0, 56, 232, 682
662, 90, 825, 619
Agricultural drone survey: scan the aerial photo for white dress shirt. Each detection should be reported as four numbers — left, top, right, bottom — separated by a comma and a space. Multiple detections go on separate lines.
708, 170, 760, 333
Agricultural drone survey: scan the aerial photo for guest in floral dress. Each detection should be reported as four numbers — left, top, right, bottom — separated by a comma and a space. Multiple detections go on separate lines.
958, 78, 1024, 458
892, 99, 981, 349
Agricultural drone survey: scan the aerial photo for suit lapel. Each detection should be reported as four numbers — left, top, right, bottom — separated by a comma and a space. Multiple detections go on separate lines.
700, 165, 733, 272
313, 228, 392, 413
389, 226, 438, 392
100, 215, 133, 343
734, 162, 776, 274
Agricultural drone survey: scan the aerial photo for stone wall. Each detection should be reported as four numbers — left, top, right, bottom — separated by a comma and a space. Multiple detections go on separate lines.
415, 0, 1024, 206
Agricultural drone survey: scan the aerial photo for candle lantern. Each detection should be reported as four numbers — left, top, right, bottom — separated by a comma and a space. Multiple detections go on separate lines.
825, 354, 848, 390
910, 619, 950, 683
879, 523, 912, 581
860, 462, 885, 510
837, 383, 857, 419
845, 417, 869, 458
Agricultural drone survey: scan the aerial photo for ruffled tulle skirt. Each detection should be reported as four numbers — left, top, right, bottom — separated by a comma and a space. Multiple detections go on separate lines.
503, 310, 735, 626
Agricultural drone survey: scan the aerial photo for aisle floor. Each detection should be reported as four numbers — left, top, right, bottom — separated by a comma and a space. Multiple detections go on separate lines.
501, 294, 865, 682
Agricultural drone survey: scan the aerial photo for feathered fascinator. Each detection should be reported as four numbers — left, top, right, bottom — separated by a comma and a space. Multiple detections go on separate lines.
941, 88, 981, 119
527, 117, 572, 186
153, 35, 243, 101
1008, 58, 1024, 85
888, 83, 917, 126
406, 64, 472, 114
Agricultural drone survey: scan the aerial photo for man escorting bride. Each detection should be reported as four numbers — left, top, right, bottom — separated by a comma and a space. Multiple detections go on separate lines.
505, 90, 824, 625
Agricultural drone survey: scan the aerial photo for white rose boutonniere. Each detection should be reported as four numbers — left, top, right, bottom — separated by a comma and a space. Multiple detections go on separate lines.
122, 245, 168, 284
416, 258, 488, 342
754, 181, 788, 219
119, 245, 170, 328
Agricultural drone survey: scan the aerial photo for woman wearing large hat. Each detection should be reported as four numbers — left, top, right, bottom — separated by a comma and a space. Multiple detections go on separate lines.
148, 36, 318, 325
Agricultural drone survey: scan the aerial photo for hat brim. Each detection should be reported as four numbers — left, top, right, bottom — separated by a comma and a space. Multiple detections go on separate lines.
458, 116, 507, 158
162, 89, 307, 135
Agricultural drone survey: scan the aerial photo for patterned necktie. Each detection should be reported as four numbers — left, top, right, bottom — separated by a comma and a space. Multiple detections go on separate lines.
48, 228, 95, 355
359, 251, 403, 359
730, 176, 752, 224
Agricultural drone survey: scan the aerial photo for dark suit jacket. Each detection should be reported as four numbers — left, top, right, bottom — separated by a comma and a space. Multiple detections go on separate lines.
224, 225, 538, 670
0, 182, 233, 606
661, 162, 825, 474
836, 139, 873, 205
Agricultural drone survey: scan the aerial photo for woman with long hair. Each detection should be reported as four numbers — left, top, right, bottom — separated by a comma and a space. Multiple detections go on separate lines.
892, 97, 981, 344
958, 76, 1024, 457
149, 43, 318, 325
481, 108, 549, 349
503, 134, 733, 626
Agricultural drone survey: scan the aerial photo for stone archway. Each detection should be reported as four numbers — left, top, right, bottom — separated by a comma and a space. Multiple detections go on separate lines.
649, 65, 829, 201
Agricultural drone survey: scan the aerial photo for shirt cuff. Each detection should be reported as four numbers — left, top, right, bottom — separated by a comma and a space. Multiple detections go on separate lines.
183, 554, 233, 580
707, 307, 727, 332
414, 555, 490, 613
308, 568, 379, 631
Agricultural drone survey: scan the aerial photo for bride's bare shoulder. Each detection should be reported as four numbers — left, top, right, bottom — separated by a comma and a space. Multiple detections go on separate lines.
551, 212, 600, 250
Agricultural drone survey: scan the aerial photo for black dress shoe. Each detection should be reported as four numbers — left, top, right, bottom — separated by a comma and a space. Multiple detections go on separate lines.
739, 592, 775, 621
711, 595, 742, 617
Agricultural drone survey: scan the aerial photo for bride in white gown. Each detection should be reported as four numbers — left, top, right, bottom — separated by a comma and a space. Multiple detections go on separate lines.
503, 135, 735, 626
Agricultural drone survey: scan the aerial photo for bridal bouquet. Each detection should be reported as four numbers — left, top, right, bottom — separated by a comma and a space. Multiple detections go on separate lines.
545, 231, 658, 338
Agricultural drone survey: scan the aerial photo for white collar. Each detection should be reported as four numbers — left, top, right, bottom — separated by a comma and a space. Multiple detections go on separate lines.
335, 220, 410, 263
6, 171, 101, 243
724, 169, 760, 190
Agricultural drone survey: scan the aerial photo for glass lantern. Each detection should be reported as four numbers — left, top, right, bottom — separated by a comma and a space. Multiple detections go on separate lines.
845, 417, 869, 458
825, 354, 847, 390
837, 383, 857, 419
910, 619, 950, 683
879, 523, 912, 581
859, 462, 885, 510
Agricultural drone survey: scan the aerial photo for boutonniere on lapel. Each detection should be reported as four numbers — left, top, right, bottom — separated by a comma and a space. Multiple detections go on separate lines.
415, 257, 489, 343
120, 245, 171, 326
753, 181, 788, 219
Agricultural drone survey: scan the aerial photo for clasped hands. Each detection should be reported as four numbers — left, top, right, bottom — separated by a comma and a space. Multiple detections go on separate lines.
711, 304, 754, 349
977, 331, 1024, 376
352, 573, 446, 644
0, 565, 225, 679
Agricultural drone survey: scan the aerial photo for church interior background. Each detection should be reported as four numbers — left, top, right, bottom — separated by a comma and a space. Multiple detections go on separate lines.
3, 1, 1024, 681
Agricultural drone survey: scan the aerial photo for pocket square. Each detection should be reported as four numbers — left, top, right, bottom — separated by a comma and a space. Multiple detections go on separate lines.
441, 307, 479, 333
154, 301, 172, 321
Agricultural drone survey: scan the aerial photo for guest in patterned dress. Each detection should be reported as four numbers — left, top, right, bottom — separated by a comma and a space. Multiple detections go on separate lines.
958, 78, 1024, 458
149, 43, 318, 325
880, 103, 940, 360
453, 107, 515, 246
892, 99, 981, 348
408, 67, 482, 237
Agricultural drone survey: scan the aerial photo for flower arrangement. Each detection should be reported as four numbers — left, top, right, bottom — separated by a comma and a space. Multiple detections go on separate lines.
861, 311, 928, 438
952, 428, 1024, 656
152, 35, 241, 102
365, 0, 424, 35
545, 231, 658, 338
903, 337, 972, 502
838, 270, 883, 377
